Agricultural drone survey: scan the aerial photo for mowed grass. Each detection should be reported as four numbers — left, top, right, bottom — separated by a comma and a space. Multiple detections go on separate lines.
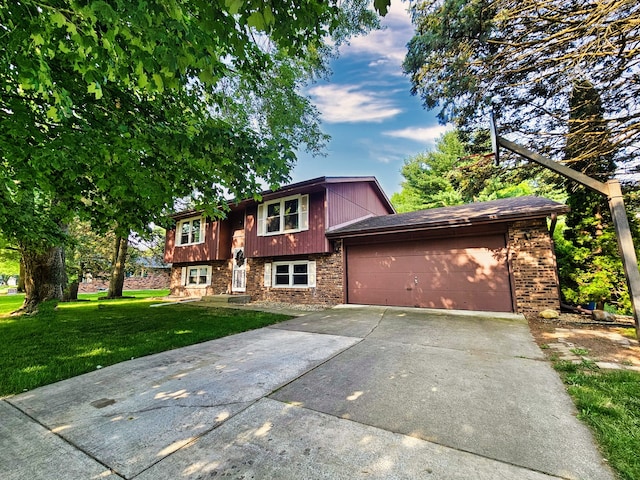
0, 290, 291, 397
554, 360, 640, 480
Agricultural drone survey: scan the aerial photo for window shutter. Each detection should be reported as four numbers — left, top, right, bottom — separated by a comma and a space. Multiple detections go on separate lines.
257, 204, 266, 236
264, 262, 272, 287
308, 261, 316, 287
300, 195, 309, 231
176, 221, 184, 246
205, 266, 212, 286
180, 267, 187, 286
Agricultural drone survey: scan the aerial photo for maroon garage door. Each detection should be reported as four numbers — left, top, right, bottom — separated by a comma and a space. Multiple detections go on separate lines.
346, 234, 513, 312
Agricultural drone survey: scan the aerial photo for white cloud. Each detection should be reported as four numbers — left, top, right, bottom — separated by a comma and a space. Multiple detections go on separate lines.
383, 125, 453, 143
308, 84, 403, 123
340, 3, 414, 73
356, 138, 418, 165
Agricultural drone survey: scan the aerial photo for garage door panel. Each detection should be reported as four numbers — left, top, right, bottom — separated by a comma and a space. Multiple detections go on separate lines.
348, 286, 511, 311
346, 235, 512, 312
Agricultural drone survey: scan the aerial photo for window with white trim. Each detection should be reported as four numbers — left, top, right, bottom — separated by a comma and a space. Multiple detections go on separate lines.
177, 217, 204, 246
257, 195, 309, 236
265, 261, 316, 288
181, 265, 212, 286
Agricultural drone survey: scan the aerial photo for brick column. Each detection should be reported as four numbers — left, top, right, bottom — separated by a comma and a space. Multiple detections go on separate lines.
508, 219, 562, 314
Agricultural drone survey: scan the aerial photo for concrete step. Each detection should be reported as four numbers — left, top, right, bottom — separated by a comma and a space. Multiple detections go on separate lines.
201, 294, 251, 304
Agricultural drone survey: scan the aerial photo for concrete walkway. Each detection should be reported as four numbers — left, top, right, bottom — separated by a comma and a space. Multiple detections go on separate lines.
0, 305, 614, 479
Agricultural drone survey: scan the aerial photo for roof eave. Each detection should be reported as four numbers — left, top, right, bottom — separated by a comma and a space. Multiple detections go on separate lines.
326, 207, 568, 239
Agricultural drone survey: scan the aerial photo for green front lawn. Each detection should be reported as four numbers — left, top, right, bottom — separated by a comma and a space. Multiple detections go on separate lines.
554, 360, 640, 480
0, 291, 290, 397
0, 290, 25, 315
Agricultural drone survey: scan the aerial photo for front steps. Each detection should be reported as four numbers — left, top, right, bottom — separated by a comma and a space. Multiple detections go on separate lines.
201, 294, 251, 305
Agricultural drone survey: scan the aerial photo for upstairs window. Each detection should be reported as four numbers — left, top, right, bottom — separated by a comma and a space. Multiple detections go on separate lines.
258, 194, 309, 236
177, 217, 204, 246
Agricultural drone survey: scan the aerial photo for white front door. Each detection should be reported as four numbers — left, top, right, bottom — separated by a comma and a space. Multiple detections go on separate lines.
232, 248, 246, 292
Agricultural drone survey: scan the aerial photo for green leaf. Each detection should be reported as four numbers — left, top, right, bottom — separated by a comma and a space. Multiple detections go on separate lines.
198, 68, 216, 85
50, 12, 67, 27
152, 73, 164, 91
31, 33, 45, 46
225, 0, 244, 15
58, 40, 71, 54
263, 8, 275, 26
247, 12, 265, 30
373, 0, 390, 16
87, 82, 103, 99
46, 106, 59, 121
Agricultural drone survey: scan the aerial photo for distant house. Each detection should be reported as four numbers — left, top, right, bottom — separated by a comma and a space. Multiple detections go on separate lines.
164, 176, 569, 314
78, 256, 171, 293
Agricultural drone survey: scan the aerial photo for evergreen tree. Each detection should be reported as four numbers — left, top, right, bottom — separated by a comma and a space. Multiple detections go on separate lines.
391, 129, 537, 212
558, 80, 634, 311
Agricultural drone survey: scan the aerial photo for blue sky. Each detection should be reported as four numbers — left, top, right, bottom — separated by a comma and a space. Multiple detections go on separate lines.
291, 3, 447, 197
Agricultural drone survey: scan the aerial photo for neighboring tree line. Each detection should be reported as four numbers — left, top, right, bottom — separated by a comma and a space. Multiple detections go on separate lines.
1, 0, 381, 312
395, 0, 640, 313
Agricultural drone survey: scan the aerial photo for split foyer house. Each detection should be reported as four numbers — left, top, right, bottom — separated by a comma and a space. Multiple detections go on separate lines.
164, 176, 569, 314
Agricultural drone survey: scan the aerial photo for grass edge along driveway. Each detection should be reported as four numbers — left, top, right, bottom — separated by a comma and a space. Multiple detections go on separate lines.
553, 358, 640, 480
0, 290, 291, 397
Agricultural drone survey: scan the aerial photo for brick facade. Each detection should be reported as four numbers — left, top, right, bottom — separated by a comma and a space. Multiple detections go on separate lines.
508, 219, 561, 314
169, 260, 232, 298
245, 242, 344, 305
168, 242, 344, 306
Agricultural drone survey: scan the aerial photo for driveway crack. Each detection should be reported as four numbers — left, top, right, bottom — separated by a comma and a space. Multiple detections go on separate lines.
106, 400, 251, 418
363, 307, 387, 339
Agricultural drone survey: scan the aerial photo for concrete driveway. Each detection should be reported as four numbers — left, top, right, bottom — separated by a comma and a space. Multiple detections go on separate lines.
0, 305, 614, 479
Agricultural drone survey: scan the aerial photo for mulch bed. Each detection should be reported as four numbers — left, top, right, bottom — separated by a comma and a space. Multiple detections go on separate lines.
527, 312, 640, 369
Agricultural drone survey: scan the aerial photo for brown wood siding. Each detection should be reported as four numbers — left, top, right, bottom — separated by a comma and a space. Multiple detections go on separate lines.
245, 191, 330, 257
218, 218, 233, 259
165, 220, 222, 264
346, 234, 513, 312
164, 228, 176, 263
327, 182, 393, 228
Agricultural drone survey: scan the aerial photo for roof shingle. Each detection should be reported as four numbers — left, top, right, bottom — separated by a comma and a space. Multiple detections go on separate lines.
326, 196, 568, 238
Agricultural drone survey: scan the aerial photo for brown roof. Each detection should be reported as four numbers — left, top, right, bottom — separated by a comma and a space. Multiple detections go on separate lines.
171, 176, 395, 220
326, 196, 569, 238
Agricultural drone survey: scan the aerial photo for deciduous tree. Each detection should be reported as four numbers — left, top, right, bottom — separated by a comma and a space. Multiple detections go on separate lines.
0, 0, 378, 312
404, 0, 640, 170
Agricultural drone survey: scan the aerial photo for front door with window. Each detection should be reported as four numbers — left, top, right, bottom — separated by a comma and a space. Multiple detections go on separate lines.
232, 248, 246, 292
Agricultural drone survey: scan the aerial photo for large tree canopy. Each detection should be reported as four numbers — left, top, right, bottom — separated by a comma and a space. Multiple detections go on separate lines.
404, 0, 640, 171
0, 0, 379, 310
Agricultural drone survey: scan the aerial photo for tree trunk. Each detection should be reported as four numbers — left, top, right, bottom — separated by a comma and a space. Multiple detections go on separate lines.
20, 245, 67, 313
107, 236, 128, 298
18, 257, 25, 292
63, 280, 79, 302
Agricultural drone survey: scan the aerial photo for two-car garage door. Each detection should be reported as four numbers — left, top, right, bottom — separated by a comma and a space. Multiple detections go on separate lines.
346, 234, 513, 312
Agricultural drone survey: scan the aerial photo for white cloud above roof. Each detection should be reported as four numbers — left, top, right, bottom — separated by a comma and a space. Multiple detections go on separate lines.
339, 3, 414, 74
308, 84, 403, 123
382, 125, 452, 143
